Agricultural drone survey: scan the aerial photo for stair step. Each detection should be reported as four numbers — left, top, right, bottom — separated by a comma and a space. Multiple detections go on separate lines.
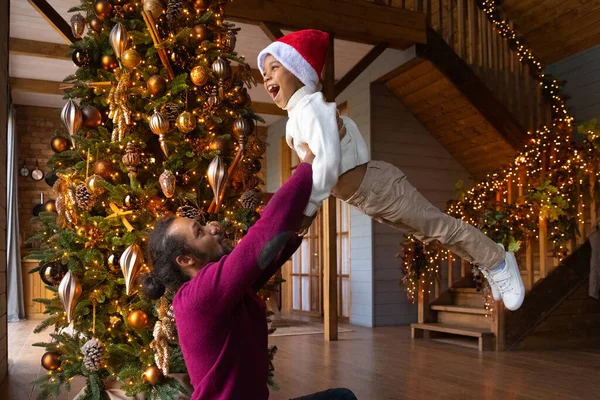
430, 305, 488, 315
411, 323, 492, 337
450, 287, 479, 293
450, 287, 486, 307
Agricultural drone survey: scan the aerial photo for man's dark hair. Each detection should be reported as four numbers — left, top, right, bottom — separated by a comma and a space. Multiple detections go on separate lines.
140, 216, 205, 299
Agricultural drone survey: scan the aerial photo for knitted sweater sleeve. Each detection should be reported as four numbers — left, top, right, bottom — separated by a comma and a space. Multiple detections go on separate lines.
298, 96, 341, 216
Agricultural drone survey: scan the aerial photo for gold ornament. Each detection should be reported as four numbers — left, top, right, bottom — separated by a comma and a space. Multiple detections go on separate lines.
143, 0, 164, 19
143, 365, 162, 385
86, 174, 105, 195
149, 110, 170, 157
122, 142, 142, 179
193, 0, 210, 11
150, 297, 176, 376
193, 24, 210, 41
76, 224, 92, 236
51, 136, 70, 153
147, 75, 167, 97
81, 105, 102, 128
207, 86, 220, 108
232, 117, 252, 140
108, 68, 133, 142
109, 23, 129, 59
120, 243, 143, 295
107, 252, 121, 273
222, 29, 237, 53
211, 57, 231, 99
61, 100, 82, 146
121, 49, 142, 70
89, 17, 103, 33
58, 271, 82, 323
190, 65, 210, 86
95, 0, 113, 19
101, 54, 118, 71
41, 352, 62, 371
127, 309, 149, 329
159, 170, 176, 198
70, 14, 86, 39
175, 111, 196, 133
93, 160, 112, 179
207, 156, 227, 209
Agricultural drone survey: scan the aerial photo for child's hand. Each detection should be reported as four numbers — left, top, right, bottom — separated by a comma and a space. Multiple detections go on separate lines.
297, 143, 315, 165
298, 214, 317, 236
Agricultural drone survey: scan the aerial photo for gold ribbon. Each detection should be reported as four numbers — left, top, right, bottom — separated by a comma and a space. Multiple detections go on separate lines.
106, 201, 134, 231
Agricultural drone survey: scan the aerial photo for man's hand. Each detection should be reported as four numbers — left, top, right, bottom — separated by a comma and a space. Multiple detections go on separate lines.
298, 214, 317, 236
297, 143, 315, 164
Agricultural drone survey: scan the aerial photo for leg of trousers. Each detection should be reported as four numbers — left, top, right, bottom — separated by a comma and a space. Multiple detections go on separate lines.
345, 161, 505, 270
290, 388, 358, 400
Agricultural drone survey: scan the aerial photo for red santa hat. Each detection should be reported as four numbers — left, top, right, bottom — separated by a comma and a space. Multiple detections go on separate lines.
257, 29, 330, 91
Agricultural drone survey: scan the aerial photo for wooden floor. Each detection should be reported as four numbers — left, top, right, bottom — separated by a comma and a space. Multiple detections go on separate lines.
2, 320, 600, 399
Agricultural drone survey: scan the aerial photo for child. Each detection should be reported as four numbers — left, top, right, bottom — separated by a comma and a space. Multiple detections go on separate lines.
257, 29, 525, 311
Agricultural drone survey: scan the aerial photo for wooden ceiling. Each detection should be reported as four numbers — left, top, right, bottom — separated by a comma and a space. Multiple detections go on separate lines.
500, 0, 600, 65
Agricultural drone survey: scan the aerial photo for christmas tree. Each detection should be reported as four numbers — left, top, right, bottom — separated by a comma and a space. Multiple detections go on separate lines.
26, 0, 276, 398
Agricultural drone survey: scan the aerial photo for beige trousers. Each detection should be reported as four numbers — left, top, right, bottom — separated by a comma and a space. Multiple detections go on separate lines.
345, 161, 505, 270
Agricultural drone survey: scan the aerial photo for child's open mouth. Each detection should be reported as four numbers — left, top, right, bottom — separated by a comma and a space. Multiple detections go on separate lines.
267, 84, 280, 100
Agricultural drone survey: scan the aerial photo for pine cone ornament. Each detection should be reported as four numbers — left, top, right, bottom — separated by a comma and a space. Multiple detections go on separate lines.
240, 190, 261, 210
81, 338, 106, 372
161, 102, 182, 123
166, 0, 183, 25
176, 205, 200, 220
75, 183, 96, 211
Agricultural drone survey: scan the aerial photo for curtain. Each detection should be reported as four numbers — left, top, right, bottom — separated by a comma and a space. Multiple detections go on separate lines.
7, 105, 25, 322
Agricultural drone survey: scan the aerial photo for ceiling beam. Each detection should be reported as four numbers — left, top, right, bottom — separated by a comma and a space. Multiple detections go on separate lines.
259, 22, 284, 41
9, 38, 70, 60
225, 0, 426, 49
10, 77, 62, 95
26, 0, 77, 44
334, 43, 388, 97
10, 78, 284, 116
252, 101, 286, 116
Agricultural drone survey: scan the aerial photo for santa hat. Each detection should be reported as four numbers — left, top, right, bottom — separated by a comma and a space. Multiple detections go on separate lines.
257, 29, 329, 91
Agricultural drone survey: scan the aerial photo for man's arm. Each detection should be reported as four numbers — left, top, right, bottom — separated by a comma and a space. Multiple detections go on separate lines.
183, 163, 313, 310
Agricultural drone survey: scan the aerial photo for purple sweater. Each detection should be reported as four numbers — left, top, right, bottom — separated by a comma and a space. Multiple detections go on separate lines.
173, 163, 313, 400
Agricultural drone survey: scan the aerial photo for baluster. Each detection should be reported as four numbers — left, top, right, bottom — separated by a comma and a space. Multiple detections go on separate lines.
425, 0, 432, 25
457, 0, 465, 58
478, 10, 484, 73
539, 150, 548, 278
448, 251, 454, 290
417, 273, 430, 324
437, 0, 443, 35
467, 0, 476, 67
526, 238, 534, 290
447, 0, 453, 49
577, 186, 585, 244
461, 258, 469, 277
415, 0, 423, 12
590, 172, 598, 228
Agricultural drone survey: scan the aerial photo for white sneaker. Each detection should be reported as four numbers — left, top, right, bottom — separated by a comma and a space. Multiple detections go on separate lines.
487, 249, 525, 311
480, 268, 502, 301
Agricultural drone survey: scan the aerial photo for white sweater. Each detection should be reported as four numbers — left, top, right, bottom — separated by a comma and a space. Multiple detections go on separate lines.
284, 86, 370, 216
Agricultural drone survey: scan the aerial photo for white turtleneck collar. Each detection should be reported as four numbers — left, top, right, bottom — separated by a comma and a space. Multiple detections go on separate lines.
283, 86, 316, 113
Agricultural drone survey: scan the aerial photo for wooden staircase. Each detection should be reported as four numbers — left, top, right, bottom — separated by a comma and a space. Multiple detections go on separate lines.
412, 287, 494, 351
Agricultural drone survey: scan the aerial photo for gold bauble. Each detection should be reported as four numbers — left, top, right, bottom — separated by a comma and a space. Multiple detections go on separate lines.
94, 160, 112, 179
190, 65, 210, 86
143, 365, 162, 385
81, 105, 102, 128
95, 0, 113, 19
76, 224, 92, 236
175, 111, 196, 133
128, 310, 149, 329
193, 24, 210, 41
107, 252, 121, 273
209, 136, 230, 153
89, 17, 103, 33
41, 352, 61, 371
193, 0, 210, 11
147, 75, 167, 97
51, 136, 69, 153
121, 49, 142, 70
86, 174, 106, 195
143, 0, 164, 19
101, 54, 118, 71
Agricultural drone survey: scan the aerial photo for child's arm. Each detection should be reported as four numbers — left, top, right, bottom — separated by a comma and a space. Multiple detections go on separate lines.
299, 99, 341, 217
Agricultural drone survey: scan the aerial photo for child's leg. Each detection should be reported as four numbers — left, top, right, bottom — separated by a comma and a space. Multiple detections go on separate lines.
345, 161, 505, 270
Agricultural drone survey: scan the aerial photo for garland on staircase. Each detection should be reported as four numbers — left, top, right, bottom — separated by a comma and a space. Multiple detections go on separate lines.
401, 0, 600, 309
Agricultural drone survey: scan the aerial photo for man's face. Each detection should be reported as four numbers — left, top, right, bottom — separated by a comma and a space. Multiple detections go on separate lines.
168, 217, 231, 268
262, 54, 304, 109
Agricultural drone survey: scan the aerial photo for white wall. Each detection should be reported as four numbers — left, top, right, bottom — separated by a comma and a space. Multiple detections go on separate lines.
546, 45, 600, 123
370, 83, 470, 326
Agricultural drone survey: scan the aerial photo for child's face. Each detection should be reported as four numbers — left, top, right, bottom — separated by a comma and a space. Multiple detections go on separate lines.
262, 55, 304, 109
